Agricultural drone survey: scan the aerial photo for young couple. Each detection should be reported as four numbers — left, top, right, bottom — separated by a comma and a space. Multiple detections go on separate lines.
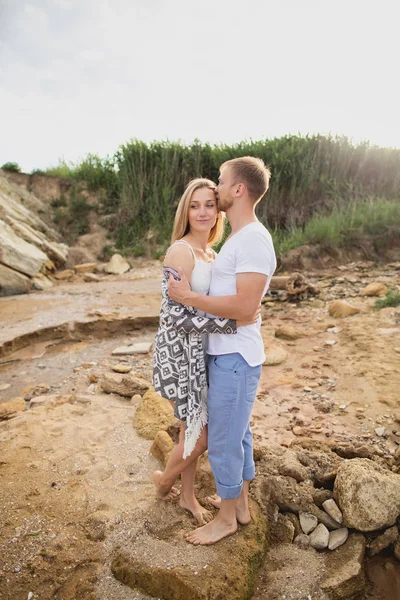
152, 156, 276, 546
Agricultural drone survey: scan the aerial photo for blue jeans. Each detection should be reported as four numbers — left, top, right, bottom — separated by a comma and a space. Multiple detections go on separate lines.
207, 353, 262, 500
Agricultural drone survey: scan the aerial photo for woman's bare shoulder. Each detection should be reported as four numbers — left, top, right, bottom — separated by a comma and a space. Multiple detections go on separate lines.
164, 243, 194, 271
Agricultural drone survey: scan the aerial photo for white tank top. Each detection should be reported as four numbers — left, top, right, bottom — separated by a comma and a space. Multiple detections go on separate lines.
166, 240, 212, 296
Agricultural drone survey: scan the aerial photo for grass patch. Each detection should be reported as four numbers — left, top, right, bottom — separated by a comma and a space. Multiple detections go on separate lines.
375, 290, 400, 310
271, 199, 400, 257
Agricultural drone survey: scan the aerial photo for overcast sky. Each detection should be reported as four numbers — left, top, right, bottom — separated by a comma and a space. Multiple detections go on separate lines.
1, 0, 399, 172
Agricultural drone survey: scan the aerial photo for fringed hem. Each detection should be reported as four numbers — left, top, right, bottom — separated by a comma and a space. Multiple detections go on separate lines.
183, 401, 208, 459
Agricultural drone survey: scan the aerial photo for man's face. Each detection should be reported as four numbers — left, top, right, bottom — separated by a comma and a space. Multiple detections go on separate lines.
217, 167, 235, 211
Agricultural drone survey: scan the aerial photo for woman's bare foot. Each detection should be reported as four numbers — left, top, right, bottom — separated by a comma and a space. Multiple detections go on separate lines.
185, 513, 237, 545
206, 494, 251, 525
152, 470, 180, 500
180, 495, 213, 525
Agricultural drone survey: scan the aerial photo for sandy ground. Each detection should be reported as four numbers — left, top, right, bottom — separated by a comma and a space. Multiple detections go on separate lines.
0, 260, 400, 599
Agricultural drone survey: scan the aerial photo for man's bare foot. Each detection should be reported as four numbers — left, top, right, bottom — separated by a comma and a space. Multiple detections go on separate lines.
206, 494, 251, 525
185, 514, 237, 545
152, 470, 180, 500
180, 496, 213, 525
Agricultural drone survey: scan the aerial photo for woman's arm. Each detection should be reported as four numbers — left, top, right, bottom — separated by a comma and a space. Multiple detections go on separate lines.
164, 268, 237, 335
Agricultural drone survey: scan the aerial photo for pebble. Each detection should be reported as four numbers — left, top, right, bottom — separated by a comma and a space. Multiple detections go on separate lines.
112, 342, 153, 355
324, 340, 337, 346
310, 523, 329, 550
375, 427, 385, 437
322, 499, 343, 524
327, 327, 341, 334
0, 383, 11, 391
292, 426, 306, 436
299, 511, 318, 535
293, 533, 310, 548
328, 527, 349, 550
112, 364, 132, 374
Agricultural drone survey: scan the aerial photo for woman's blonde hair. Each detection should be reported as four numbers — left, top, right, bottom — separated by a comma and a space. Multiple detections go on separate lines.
170, 178, 225, 246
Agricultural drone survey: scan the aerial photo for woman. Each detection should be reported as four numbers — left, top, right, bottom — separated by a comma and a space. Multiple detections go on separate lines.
152, 178, 243, 524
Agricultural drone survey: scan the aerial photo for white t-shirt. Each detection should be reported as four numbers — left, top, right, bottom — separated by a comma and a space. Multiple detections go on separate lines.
207, 221, 276, 366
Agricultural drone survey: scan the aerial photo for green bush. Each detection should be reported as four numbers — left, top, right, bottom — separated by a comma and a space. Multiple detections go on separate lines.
1, 161, 21, 173
41, 135, 400, 253
375, 291, 400, 310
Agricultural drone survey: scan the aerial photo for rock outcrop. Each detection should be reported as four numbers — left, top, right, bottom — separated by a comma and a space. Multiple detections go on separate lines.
0, 173, 68, 296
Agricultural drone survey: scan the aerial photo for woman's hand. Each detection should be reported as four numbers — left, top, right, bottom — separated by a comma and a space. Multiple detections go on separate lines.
237, 304, 262, 328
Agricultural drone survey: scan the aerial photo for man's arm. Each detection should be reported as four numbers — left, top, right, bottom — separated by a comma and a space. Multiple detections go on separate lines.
168, 268, 267, 321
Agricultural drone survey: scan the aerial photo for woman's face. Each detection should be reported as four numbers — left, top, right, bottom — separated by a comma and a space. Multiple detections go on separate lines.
188, 187, 218, 234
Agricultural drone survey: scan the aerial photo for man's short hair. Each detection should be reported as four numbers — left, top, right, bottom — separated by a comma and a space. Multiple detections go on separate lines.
221, 156, 271, 204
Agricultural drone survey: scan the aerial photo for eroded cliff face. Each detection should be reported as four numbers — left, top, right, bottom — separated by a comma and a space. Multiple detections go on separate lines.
0, 172, 68, 296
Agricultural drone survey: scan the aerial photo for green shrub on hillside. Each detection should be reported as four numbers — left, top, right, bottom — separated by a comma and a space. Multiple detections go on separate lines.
1, 161, 21, 173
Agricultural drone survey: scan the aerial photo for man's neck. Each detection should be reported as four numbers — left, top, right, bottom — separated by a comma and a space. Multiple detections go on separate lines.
226, 205, 258, 235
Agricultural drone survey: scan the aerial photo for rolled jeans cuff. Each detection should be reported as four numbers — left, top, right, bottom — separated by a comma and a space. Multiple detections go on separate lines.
216, 480, 243, 500
243, 463, 255, 481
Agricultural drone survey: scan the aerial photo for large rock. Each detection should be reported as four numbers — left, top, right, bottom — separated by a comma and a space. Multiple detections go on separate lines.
328, 300, 360, 318
263, 345, 288, 366
0, 263, 31, 296
334, 458, 400, 531
134, 389, 177, 440
361, 282, 388, 297
0, 398, 25, 420
112, 499, 268, 600
100, 372, 152, 397
4, 215, 67, 265
368, 525, 398, 556
321, 534, 366, 599
150, 431, 175, 467
104, 253, 130, 275
0, 218, 48, 276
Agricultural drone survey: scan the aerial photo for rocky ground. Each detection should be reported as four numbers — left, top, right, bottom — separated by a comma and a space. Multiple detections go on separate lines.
0, 259, 400, 600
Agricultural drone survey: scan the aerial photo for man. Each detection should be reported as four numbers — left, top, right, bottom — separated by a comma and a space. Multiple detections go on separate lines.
168, 156, 276, 545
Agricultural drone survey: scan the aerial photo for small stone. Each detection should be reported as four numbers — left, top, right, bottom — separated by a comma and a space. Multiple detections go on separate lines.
293, 533, 310, 549
328, 528, 349, 550
74, 262, 98, 273
299, 511, 318, 535
83, 273, 101, 283
131, 394, 142, 404
322, 499, 343, 524
339, 405, 347, 411
54, 269, 75, 280
0, 383, 11, 391
375, 427, 385, 437
112, 364, 132, 374
310, 523, 330, 550
112, 342, 152, 356
324, 340, 337, 346
275, 325, 307, 340
292, 426, 306, 436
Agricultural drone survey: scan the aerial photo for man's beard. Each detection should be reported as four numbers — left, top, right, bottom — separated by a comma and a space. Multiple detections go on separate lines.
218, 195, 234, 211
